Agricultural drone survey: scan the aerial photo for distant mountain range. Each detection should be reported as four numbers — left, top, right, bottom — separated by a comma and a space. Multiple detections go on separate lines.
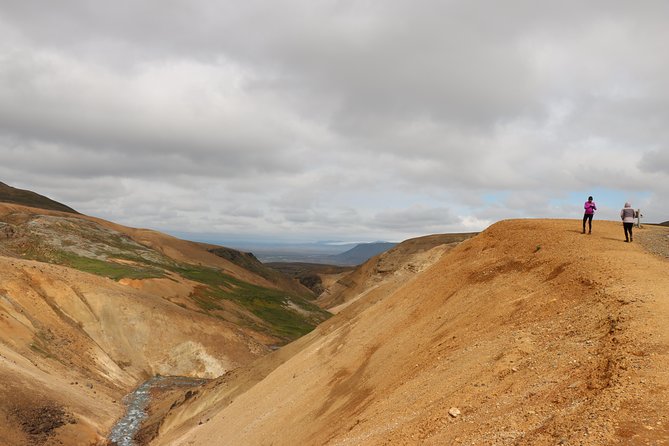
206, 239, 398, 265
0, 180, 396, 268
328, 242, 397, 265
248, 242, 397, 265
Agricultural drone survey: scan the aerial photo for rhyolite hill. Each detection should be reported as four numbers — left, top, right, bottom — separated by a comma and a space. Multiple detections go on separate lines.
0, 183, 330, 445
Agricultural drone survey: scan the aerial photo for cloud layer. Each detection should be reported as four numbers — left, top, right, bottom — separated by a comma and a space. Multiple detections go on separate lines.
1, 1, 668, 241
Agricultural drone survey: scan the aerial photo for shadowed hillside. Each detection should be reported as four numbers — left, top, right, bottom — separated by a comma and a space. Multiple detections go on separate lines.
150, 220, 669, 446
208, 247, 313, 297
0, 181, 78, 214
328, 242, 397, 265
265, 263, 354, 296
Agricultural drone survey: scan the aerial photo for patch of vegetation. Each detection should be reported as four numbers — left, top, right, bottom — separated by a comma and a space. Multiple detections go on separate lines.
174, 265, 232, 287
190, 285, 224, 312
175, 265, 331, 341
13, 403, 76, 438
111, 251, 179, 270
60, 253, 165, 280
19, 242, 166, 280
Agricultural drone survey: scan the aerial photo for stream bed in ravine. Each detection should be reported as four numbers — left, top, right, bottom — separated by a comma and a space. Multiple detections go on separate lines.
107, 376, 207, 446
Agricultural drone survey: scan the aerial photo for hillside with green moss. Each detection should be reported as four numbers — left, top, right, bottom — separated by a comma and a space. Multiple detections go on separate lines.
0, 205, 329, 344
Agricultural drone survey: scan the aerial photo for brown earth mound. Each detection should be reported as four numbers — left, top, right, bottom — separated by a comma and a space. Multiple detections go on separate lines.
0, 181, 78, 214
153, 219, 669, 446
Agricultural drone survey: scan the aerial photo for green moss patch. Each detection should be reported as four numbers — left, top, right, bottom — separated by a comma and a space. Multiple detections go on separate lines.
43, 251, 164, 280
176, 265, 331, 341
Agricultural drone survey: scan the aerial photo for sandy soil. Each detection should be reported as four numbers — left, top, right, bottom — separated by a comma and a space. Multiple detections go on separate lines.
158, 219, 669, 446
0, 254, 270, 445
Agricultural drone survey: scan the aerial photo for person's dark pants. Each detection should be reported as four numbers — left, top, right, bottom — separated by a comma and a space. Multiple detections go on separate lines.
624, 222, 634, 242
583, 213, 593, 233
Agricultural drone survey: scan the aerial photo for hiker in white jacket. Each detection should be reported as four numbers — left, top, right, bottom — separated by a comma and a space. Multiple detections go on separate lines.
620, 202, 636, 242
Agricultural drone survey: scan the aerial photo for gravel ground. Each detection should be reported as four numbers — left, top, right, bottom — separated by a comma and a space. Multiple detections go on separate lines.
634, 224, 669, 259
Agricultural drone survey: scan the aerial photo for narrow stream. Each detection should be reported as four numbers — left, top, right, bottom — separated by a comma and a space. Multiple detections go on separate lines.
108, 376, 207, 446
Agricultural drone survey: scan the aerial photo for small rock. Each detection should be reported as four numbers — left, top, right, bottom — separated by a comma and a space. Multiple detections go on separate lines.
448, 407, 461, 418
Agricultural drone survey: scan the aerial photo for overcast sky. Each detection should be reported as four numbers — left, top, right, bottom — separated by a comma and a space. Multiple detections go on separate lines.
1, 1, 668, 243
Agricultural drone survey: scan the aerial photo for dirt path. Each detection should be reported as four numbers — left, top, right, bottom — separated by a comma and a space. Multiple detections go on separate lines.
597, 222, 669, 444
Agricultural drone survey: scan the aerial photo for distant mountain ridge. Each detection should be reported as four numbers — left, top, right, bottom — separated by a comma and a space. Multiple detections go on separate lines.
254, 242, 397, 265
0, 181, 78, 214
208, 246, 312, 297
328, 241, 397, 265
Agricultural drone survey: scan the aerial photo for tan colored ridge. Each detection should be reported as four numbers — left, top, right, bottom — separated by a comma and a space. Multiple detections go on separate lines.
159, 219, 669, 445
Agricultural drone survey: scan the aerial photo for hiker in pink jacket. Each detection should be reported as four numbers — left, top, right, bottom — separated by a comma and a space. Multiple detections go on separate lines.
582, 196, 596, 234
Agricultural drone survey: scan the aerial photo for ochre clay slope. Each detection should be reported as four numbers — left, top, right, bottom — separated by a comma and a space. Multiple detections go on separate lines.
157, 219, 669, 446
0, 201, 329, 445
0, 256, 258, 445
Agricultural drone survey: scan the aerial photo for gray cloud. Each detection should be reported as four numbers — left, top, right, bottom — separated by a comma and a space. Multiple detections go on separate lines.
2, 1, 669, 240
370, 206, 460, 233
639, 150, 669, 176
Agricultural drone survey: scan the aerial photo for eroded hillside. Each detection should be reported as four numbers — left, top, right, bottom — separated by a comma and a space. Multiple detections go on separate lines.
154, 220, 669, 446
0, 202, 329, 445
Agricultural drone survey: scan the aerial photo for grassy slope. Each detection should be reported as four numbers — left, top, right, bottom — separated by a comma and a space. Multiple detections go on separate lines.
177, 265, 330, 340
